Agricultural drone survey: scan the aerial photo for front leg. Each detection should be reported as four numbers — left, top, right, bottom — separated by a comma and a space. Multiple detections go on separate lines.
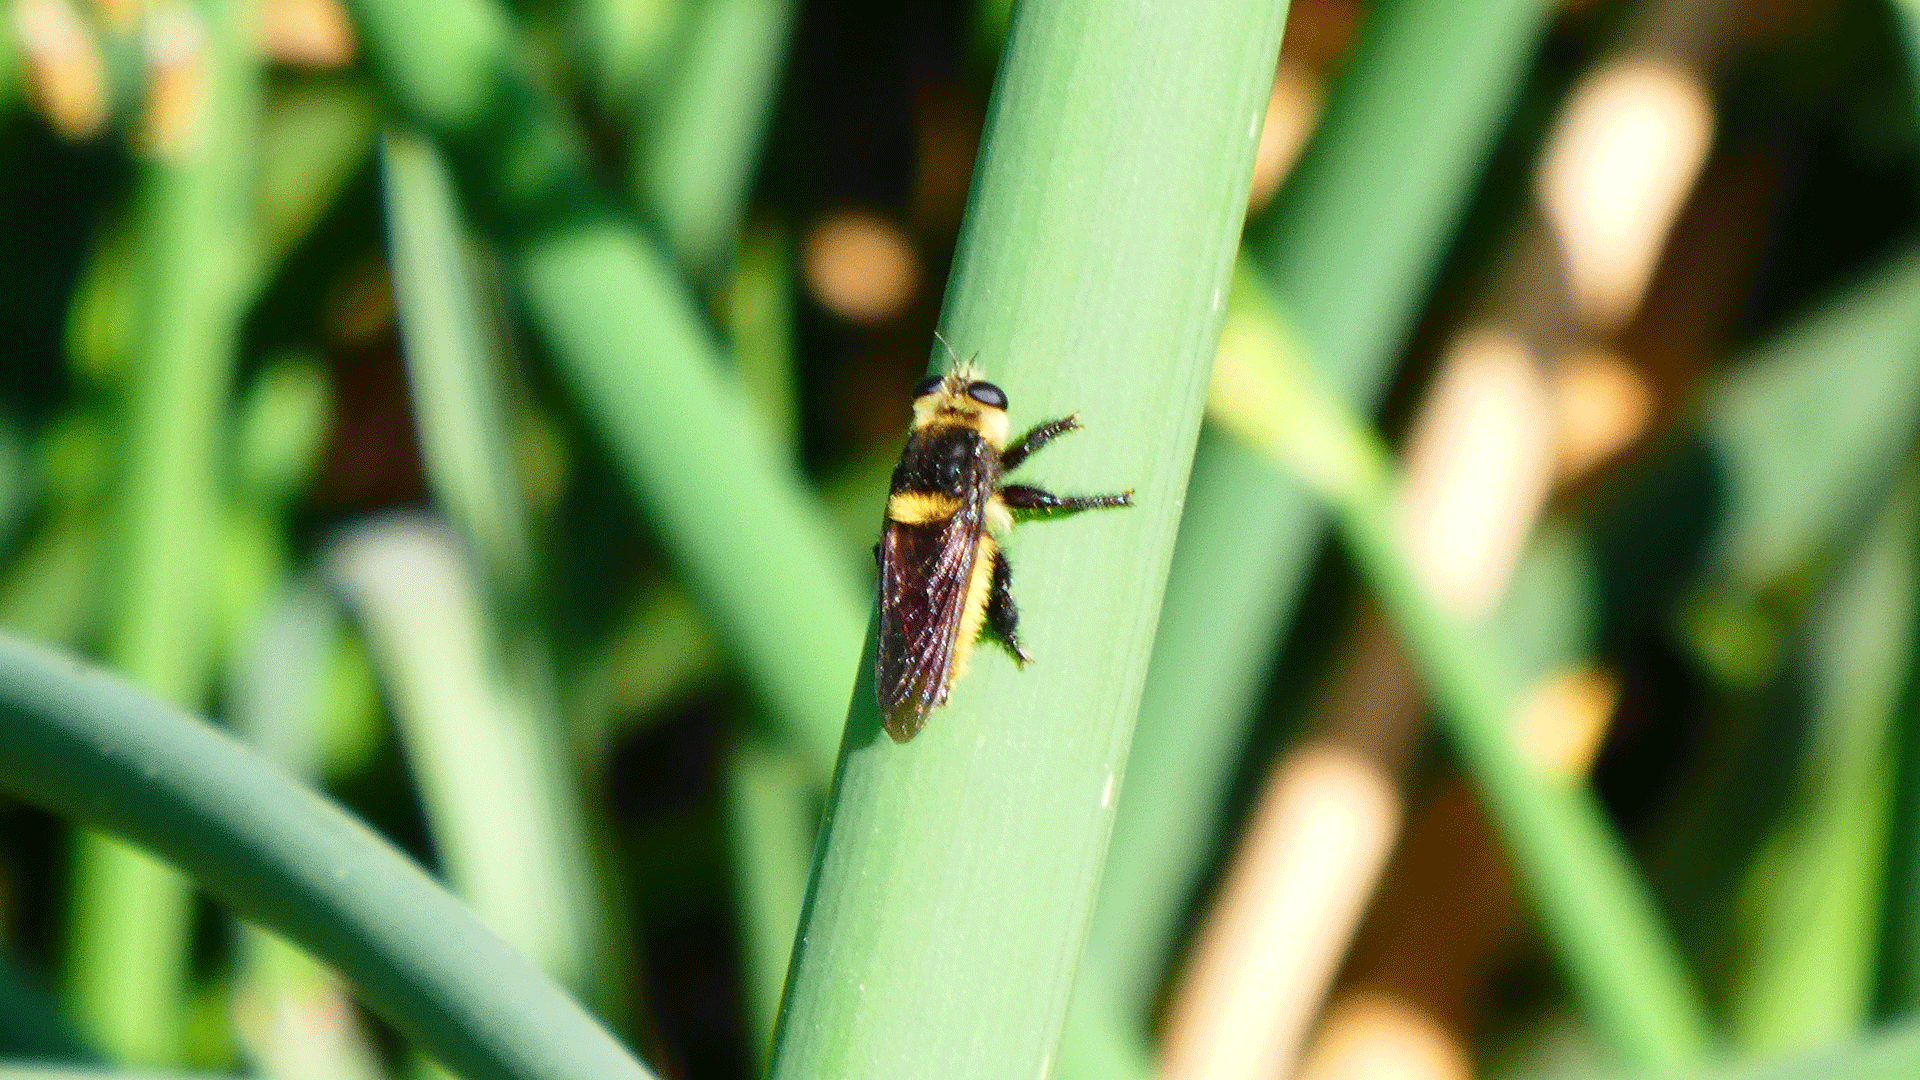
1000, 483, 1133, 517
1000, 415, 1080, 472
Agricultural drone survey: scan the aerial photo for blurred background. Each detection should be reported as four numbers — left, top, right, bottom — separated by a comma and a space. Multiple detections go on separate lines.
4, 0, 1920, 1078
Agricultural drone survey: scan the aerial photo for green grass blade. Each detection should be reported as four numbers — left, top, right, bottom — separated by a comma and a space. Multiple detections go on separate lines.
0, 632, 659, 1080
1894, 1, 1920, 142
252, 80, 378, 294
1247, 0, 1555, 403
1081, 0, 1559, 1020
340, 0, 864, 777
1601, 248, 1920, 981
1645, 1023, 1920, 1080
1731, 478, 1915, 1052
632, 0, 796, 274
516, 228, 864, 768
327, 518, 598, 993
0, 9, 18, 114
1217, 268, 1712, 1069
378, 130, 614, 1004
380, 129, 535, 596
765, 1, 1290, 1076
227, 582, 387, 1080
572, 0, 680, 115
722, 736, 815, 1060
67, 0, 259, 1060
1697, 249, 1920, 593
1056, 973, 1155, 1080
0, 1060, 238, 1068
726, 223, 798, 447
1883, 546, 1920, 1015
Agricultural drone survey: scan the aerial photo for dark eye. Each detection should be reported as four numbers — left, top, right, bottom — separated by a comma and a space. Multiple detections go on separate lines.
912, 376, 944, 398
966, 381, 1007, 409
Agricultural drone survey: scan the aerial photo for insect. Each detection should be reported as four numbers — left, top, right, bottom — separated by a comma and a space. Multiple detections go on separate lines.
875, 343, 1133, 741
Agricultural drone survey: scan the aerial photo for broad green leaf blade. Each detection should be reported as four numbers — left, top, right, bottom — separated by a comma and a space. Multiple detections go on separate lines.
766, 1, 1291, 1077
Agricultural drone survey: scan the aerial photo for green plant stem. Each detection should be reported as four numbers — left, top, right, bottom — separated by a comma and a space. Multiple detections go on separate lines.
1076, 0, 1560, 1027
765, 2, 1289, 1077
381, 129, 535, 595
1657, 1022, 1920, 1080
0, 632, 660, 1080
341, 0, 862, 779
1884, 520, 1920, 1017
1218, 268, 1712, 1069
227, 583, 387, 1080
722, 736, 815, 1061
633, 0, 797, 274
1339, 462, 1711, 1070
327, 519, 597, 992
378, 130, 610, 1002
1732, 477, 1915, 1052
66, 0, 257, 1062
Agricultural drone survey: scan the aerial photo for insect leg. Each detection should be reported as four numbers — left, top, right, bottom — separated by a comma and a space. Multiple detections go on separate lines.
1000, 414, 1081, 472
985, 548, 1033, 666
1000, 483, 1134, 516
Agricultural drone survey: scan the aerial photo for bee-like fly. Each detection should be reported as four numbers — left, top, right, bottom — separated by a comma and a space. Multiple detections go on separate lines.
876, 355, 1133, 741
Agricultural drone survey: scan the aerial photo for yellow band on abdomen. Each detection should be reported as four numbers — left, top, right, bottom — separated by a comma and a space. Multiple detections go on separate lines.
886, 490, 964, 524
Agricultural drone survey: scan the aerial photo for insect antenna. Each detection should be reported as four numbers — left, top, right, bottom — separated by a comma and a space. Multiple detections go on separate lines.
932, 329, 962, 369
932, 329, 984, 382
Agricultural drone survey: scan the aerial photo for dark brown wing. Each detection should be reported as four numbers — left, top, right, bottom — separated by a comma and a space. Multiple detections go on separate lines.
876, 490, 986, 742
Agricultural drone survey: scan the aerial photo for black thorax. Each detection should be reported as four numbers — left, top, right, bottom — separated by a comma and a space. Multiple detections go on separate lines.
892, 425, 997, 495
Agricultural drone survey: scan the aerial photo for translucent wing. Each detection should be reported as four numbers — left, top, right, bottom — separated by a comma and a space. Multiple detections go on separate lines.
876, 479, 989, 741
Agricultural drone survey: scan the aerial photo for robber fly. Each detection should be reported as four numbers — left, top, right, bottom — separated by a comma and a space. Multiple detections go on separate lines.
875, 340, 1133, 741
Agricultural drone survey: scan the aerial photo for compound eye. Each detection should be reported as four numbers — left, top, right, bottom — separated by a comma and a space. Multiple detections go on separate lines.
911, 375, 945, 399
966, 381, 1007, 409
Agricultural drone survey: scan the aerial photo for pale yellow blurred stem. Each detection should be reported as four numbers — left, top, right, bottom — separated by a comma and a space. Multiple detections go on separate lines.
1396, 330, 1558, 620
1283, 4, 1729, 1073
1246, 58, 1325, 215
1164, 4, 1727, 1077
1162, 610, 1421, 1080
1538, 0, 1730, 335
1294, 781, 1527, 1080
1294, 671, 1620, 1080
11, 0, 109, 138
1164, 311, 1564, 1080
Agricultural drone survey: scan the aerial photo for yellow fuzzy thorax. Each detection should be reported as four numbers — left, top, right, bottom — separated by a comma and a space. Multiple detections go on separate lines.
910, 363, 1010, 451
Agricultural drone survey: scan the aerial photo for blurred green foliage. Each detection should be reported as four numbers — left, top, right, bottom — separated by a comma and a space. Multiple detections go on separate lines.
4, 0, 1920, 1079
